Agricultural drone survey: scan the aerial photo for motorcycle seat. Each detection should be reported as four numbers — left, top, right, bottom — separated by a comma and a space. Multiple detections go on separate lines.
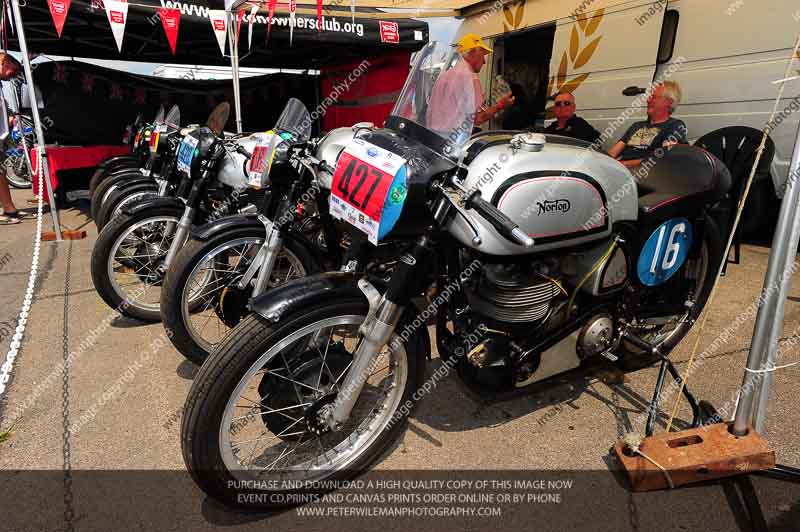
635, 145, 731, 220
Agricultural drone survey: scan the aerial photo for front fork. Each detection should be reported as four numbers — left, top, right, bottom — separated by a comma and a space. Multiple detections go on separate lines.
326, 236, 434, 431
236, 215, 284, 297
163, 206, 194, 269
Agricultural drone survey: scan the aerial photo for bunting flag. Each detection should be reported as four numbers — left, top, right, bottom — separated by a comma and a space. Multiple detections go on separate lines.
110, 81, 124, 100
208, 9, 227, 56
81, 72, 95, 94
317, 0, 322, 33
134, 87, 146, 105
53, 63, 68, 83
104, 0, 128, 52
248, 4, 258, 51
47, 0, 71, 38
289, 0, 296, 46
351, 0, 355, 23
157, 8, 180, 55
267, 0, 277, 42
235, 9, 245, 45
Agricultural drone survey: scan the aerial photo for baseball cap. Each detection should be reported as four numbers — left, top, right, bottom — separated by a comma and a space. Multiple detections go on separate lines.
457, 33, 492, 54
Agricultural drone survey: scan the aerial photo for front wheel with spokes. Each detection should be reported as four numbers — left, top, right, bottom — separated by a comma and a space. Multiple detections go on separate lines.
181, 302, 423, 509
91, 205, 185, 322
161, 228, 317, 365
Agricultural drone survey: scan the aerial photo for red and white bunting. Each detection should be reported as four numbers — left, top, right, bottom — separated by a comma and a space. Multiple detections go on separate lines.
235, 9, 245, 45
208, 9, 227, 56
158, 8, 180, 55
47, 0, 71, 38
104, 0, 128, 52
267, 0, 278, 42
289, 0, 297, 46
248, 4, 258, 51
316, 0, 322, 33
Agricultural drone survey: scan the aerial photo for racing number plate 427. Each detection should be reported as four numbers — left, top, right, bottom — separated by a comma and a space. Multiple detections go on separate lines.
330, 139, 407, 245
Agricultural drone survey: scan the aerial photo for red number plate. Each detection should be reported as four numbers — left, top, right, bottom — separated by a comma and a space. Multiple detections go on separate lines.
330, 140, 406, 244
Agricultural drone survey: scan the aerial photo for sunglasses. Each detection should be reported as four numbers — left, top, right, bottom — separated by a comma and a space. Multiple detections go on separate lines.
554, 101, 573, 107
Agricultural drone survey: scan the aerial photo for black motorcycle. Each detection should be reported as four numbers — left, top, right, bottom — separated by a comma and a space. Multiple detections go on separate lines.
181, 43, 733, 508
90, 104, 264, 321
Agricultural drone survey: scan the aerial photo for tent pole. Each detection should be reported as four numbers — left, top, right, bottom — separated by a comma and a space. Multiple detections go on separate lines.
750, 119, 800, 432
732, 118, 800, 436
8, 0, 62, 240
227, 10, 243, 134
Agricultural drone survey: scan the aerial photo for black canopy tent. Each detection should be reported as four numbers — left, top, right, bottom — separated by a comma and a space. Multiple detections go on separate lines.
7, 1, 429, 69
5, 0, 429, 238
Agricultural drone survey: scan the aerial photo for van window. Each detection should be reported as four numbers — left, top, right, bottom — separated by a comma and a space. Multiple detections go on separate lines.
657, 10, 679, 64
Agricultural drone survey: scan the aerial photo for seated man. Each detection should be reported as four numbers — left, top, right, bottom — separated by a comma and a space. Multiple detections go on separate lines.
544, 90, 600, 143
608, 81, 688, 169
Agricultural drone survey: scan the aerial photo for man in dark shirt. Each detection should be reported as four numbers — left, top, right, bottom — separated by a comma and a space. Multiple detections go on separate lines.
608, 81, 688, 169
544, 90, 600, 143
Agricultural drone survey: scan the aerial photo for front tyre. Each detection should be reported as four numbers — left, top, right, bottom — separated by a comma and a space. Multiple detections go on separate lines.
161, 228, 316, 365
90, 205, 183, 322
181, 303, 423, 509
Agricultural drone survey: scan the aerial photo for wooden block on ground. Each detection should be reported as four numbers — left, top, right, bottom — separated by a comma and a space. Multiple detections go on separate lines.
613, 422, 775, 491
41, 230, 87, 241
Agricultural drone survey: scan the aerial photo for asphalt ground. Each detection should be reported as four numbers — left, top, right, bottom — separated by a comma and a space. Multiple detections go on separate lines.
0, 188, 798, 531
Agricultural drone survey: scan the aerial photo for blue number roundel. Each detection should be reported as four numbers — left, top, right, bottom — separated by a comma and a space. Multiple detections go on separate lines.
377, 165, 408, 240
637, 218, 693, 286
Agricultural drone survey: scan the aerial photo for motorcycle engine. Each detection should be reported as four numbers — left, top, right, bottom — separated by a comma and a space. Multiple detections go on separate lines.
464, 261, 563, 326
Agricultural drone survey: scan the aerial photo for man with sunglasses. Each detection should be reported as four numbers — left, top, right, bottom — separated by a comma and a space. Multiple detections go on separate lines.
544, 90, 600, 143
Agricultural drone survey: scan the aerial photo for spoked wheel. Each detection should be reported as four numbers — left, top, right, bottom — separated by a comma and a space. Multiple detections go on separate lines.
95, 183, 159, 231
181, 303, 423, 509
91, 206, 184, 322
619, 217, 722, 369
4, 153, 32, 189
161, 229, 316, 365
91, 171, 145, 224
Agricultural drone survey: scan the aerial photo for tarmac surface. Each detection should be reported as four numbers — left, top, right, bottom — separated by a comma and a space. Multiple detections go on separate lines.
0, 188, 798, 531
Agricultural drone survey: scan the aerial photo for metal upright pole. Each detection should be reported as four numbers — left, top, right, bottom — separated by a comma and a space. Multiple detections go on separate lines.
227, 10, 243, 134
8, 0, 62, 240
732, 119, 800, 436
751, 121, 800, 432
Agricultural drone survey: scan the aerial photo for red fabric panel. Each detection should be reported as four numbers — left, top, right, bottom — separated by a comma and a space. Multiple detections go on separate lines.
31, 145, 131, 201
320, 50, 411, 131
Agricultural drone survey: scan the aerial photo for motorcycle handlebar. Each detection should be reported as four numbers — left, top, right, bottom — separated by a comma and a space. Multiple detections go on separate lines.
465, 192, 534, 248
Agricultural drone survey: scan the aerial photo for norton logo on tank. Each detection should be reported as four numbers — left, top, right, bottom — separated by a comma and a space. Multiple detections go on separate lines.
536, 198, 571, 215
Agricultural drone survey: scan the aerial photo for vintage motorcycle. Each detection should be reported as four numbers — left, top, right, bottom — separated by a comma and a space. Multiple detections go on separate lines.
160, 99, 378, 365
4, 114, 35, 189
90, 103, 268, 321
88, 106, 164, 201
93, 106, 184, 230
180, 42, 732, 507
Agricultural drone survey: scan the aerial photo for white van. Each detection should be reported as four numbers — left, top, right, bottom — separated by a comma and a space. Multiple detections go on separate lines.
456, 0, 800, 234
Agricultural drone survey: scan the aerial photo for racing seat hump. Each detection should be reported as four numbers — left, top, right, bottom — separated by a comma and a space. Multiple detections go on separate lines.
636, 145, 732, 220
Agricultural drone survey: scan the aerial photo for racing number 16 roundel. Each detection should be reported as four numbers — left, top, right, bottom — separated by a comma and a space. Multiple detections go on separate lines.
637, 218, 693, 286
329, 139, 408, 245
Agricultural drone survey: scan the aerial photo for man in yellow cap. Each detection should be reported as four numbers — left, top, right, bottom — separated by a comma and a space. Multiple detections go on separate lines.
426, 34, 515, 142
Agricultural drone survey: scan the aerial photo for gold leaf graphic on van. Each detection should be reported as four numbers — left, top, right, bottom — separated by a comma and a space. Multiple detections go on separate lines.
547, 7, 605, 100
502, 2, 525, 32
576, 12, 588, 32
585, 8, 605, 36
569, 27, 579, 61
574, 37, 601, 69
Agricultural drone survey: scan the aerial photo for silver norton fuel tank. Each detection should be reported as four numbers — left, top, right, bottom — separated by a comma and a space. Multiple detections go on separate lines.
314, 123, 373, 190
446, 133, 638, 255
216, 133, 275, 189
